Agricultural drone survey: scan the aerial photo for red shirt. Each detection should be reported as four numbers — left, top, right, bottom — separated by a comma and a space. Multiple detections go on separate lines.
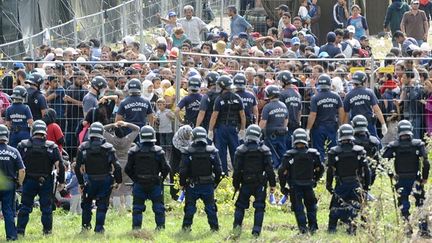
47, 123, 64, 153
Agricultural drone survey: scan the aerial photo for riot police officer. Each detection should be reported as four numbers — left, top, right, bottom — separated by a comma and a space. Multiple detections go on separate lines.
25, 73, 48, 121
352, 115, 380, 187
17, 120, 64, 236
5, 86, 33, 148
0, 125, 25, 241
125, 126, 170, 230
278, 71, 302, 150
278, 128, 324, 234
208, 75, 246, 174
196, 71, 220, 130
233, 73, 258, 127
176, 77, 203, 127
75, 122, 122, 233
382, 120, 430, 237
306, 74, 344, 161
179, 126, 223, 232
232, 124, 276, 237
343, 71, 387, 137
116, 78, 154, 127
326, 124, 370, 234
259, 85, 288, 169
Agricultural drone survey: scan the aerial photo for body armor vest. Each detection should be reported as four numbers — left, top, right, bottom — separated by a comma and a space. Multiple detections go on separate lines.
290, 151, 315, 184
188, 146, 214, 184
134, 147, 160, 184
334, 146, 362, 182
394, 141, 420, 177
23, 141, 51, 178
83, 143, 110, 176
241, 149, 265, 184
217, 92, 241, 126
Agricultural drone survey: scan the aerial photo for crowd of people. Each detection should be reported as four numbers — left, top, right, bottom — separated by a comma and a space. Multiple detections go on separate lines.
0, 0, 431, 240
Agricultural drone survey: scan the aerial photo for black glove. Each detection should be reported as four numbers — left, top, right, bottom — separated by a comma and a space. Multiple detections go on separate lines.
281, 187, 290, 195
326, 184, 334, 194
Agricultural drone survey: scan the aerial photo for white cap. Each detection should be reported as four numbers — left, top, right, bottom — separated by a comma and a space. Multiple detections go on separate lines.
54, 48, 63, 57
347, 25, 355, 34
420, 43, 431, 52
65, 47, 78, 55
122, 35, 134, 46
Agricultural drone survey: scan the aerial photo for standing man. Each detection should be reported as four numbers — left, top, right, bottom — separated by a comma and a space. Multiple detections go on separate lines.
275, 4, 290, 34
333, 0, 349, 29
209, 75, 246, 174
227, 5, 252, 41
179, 127, 222, 232
383, 0, 410, 47
233, 73, 258, 128
125, 126, 170, 230
306, 74, 344, 161
259, 85, 288, 169
177, 5, 208, 46
401, 0, 429, 46
25, 73, 47, 121
326, 124, 370, 234
17, 120, 64, 236
175, 77, 202, 127
232, 125, 276, 237
82, 76, 107, 117
279, 128, 324, 234
0, 125, 25, 241
75, 122, 122, 233
382, 120, 430, 237
196, 71, 220, 130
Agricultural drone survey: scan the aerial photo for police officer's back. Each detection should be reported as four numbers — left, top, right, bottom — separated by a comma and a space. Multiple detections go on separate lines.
233, 73, 258, 127
6, 86, 33, 148
176, 77, 203, 127
25, 73, 48, 121
196, 71, 220, 130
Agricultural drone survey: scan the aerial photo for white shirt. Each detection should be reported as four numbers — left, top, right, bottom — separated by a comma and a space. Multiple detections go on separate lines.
178, 17, 208, 45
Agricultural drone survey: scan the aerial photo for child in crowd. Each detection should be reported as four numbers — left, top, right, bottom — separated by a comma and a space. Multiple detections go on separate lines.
155, 98, 175, 158
66, 162, 81, 215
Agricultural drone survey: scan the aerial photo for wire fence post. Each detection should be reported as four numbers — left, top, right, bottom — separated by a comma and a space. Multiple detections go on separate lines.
179, 0, 184, 18
196, 0, 203, 19
29, 36, 34, 59
220, 0, 224, 29
122, 2, 128, 37
101, 12, 106, 46
137, 0, 144, 52
370, 56, 375, 89
45, 28, 51, 47
73, 18, 78, 48
174, 52, 182, 132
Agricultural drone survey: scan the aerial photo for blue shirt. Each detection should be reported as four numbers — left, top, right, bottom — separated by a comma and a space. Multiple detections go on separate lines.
230, 15, 252, 41
310, 90, 343, 124
347, 15, 368, 40
117, 95, 153, 127
343, 87, 378, 119
319, 43, 341, 58
199, 91, 219, 129
177, 93, 202, 125
5, 103, 32, 129
261, 100, 288, 132
47, 86, 66, 118
27, 87, 48, 121
236, 90, 257, 124
0, 143, 24, 180
82, 92, 98, 115
280, 88, 302, 125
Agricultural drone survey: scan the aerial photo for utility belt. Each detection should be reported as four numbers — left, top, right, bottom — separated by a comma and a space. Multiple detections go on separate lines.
242, 173, 265, 185
264, 128, 287, 139
217, 120, 239, 128
87, 173, 111, 181
190, 175, 214, 185
313, 120, 337, 129
395, 172, 418, 180
136, 174, 161, 185
26, 173, 52, 186
336, 176, 359, 184
11, 126, 30, 132
290, 179, 314, 186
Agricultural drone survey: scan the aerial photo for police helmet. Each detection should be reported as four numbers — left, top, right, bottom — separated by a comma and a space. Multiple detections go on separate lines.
192, 126, 208, 144
139, 125, 157, 143
337, 124, 355, 142
277, 71, 296, 85
351, 115, 369, 133
292, 128, 308, 146
351, 71, 368, 85
88, 122, 104, 139
217, 75, 233, 90
91, 76, 108, 91
127, 78, 142, 95
397, 120, 413, 137
233, 73, 247, 90
188, 76, 201, 92
245, 124, 261, 142
11, 85, 27, 102
25, 73, 44, 87
32, 120, 47, 136
0, 125, 9, 142
317, 74, 332, 90
265, 85, 280, 99
206, 71, 220, 86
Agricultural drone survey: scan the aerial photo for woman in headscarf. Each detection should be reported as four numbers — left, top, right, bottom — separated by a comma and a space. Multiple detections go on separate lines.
142, 80, 159, 111
169, 125, 192, 200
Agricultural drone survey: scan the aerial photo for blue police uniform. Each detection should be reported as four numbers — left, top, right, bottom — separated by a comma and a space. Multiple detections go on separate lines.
26, 87, 48, 121
198, 90, 219, 131
310, 90, 343, 161
213, 92, 244, 173
261, 100, 288, 168
179, 143, 222, 231
233, 142, 276, 235
280, 88, 302, 149
0, 143, 24, 240
117, 96, 153, 127
17, 137, 63, 235
177, 93, 203, 127
125, 143, 170, 230
236, 90, 257, 127
343, 87, 379, 137
5, 104, 32, 148
75, 138, 122, 233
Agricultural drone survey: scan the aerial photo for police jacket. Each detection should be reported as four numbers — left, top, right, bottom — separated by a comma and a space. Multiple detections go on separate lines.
125, 143, 170, 186
233, 142, 276, 189
75, 138, 122, 185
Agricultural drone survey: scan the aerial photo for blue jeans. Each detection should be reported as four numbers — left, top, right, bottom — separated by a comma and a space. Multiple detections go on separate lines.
215, 125, 240, 174
311, 122, 337, 161
234, 184, 266, 234
81, 175, 113, 232
328, 181, 362, 231
289, 184, 318, 232
182, 184, 218, 230
17, 177, 53, 234
9, 130, 30, 148
0, 184, 17, 240
132, 184, 165, 229
264, 134, 286, 169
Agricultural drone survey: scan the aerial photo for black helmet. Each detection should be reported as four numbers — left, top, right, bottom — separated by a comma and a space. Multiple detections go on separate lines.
277, 71, 296, 85
217, 75, 233, 90
337, 124, 355, 142
32, 120, 47, 136
352, 115, 368, 133
139, 125, 156, 143
351, 71, 367, 85
317, 74, 332, 90
292, 128, 308, 146
91, 76, 107, 91
11, 85, 27, 102
0, 124, 9, 142
206, 71, 220, 86
397, 120, 413, 137
25, 73, 44, 87
88, 122, 104, 139
245, 124, 261, 142
188, 76, 201, 92
192, 126, 208, 144
265, 85, 280, 99
127, 78, 142, 95
233, 73, 247, 89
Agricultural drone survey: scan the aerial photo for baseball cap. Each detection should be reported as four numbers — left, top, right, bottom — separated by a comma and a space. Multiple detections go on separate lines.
238, 32, 249, 39
168, 11, 177, 17
291, 37, 300, 46
54, 48, 64, 57
360, 35, 369, 41
347, 25, 355, 34
275, 4, 289, 12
